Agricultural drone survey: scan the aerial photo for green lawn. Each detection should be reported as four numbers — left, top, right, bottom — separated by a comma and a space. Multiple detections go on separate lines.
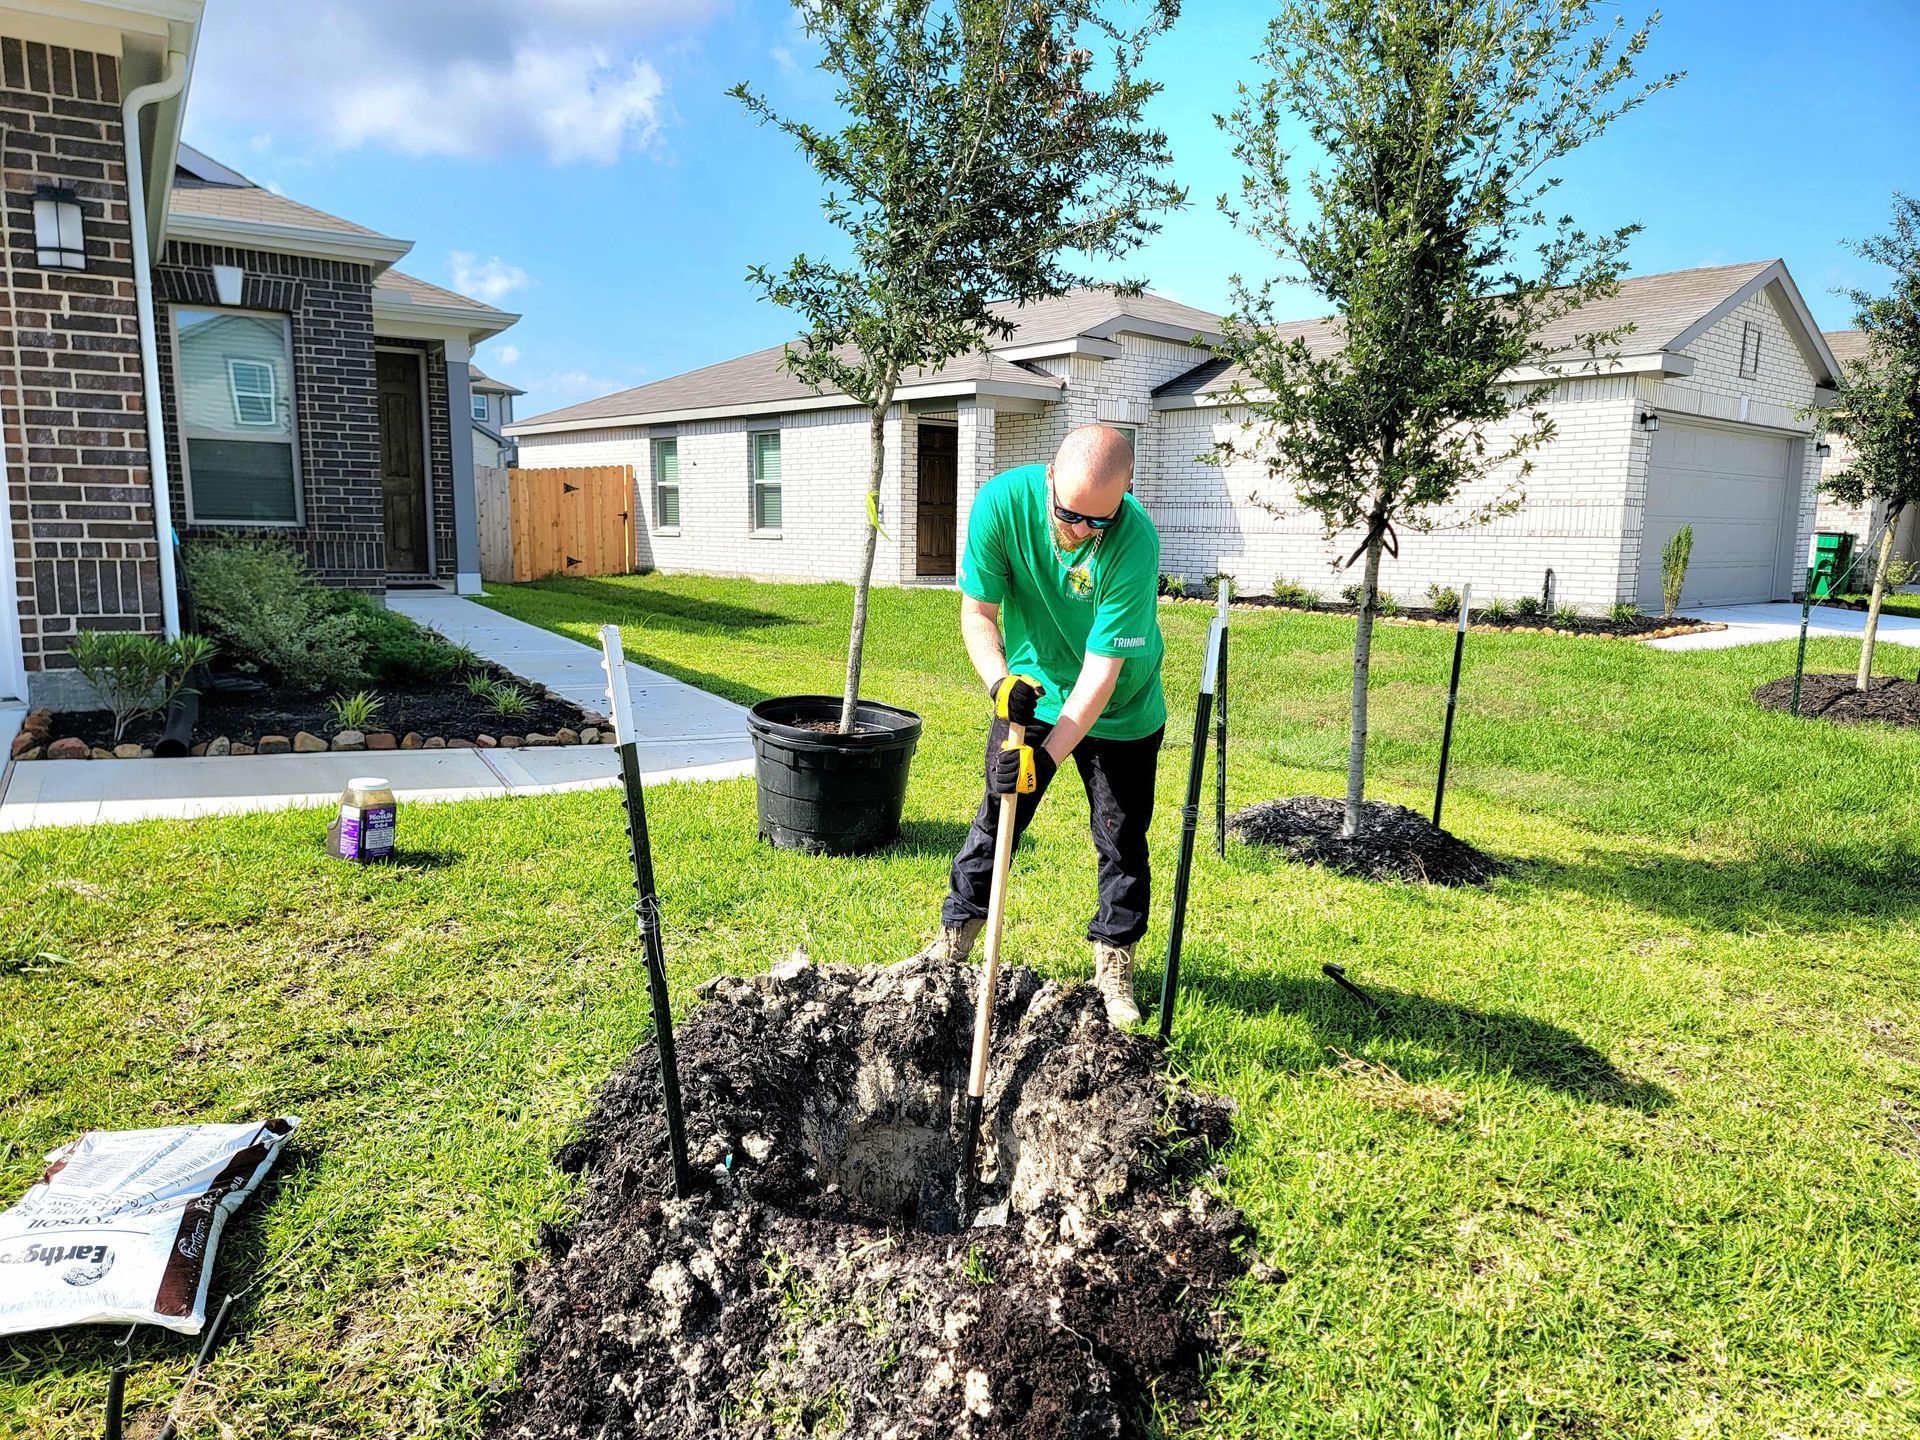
1834, 591, 1920, 620
4, 573, 1919, 1439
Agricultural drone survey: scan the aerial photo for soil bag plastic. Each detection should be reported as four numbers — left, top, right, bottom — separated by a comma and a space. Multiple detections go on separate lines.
0, 1117, 297, 1336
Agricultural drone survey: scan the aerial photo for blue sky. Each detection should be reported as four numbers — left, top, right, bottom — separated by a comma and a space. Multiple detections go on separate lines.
182, 1, 1919, 422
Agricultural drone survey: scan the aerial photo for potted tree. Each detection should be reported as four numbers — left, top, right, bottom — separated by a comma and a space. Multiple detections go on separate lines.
735, 0, 1183, 854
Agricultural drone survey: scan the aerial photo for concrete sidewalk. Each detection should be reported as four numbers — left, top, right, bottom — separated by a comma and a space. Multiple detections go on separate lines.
0, 589, 754, 832
1646, 601, 1920, 652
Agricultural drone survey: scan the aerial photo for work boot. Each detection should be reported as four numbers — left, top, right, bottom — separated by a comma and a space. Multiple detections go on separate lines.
908, 917, 984, 965
1091, 940, 1141, 1027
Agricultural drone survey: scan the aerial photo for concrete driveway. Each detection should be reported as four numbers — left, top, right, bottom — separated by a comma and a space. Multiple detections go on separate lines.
1647, 601, 1920, 652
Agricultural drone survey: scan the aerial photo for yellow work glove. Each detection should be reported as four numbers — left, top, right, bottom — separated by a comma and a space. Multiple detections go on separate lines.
988, 673, 1044, 726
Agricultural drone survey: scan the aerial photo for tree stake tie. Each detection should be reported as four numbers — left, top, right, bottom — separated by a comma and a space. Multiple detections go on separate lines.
601, 625, 694, 1200
960, 720, 1023, 1221
1158, 616, 1226, 1045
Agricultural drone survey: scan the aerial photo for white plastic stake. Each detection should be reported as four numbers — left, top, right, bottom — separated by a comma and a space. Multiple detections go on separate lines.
600, 624, 637, 744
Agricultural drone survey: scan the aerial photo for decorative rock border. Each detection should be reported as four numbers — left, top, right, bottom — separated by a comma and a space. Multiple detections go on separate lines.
9, 707, 615, 762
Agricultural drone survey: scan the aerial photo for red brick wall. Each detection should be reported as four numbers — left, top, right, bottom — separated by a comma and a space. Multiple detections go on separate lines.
0, 38, 157, 690
152, 242, 386, 591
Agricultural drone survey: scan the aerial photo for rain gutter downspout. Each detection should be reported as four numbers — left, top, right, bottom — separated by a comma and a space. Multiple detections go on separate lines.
123, 51, 189, 637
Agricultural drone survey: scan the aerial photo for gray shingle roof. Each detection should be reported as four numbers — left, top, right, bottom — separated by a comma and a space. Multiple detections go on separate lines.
519, 342, 1064, 429
1823, 329, 1869, 365
374, 268, 512, 318
168, 177, 394, 240
1154, 261, 1782, 402
468, 366, 525, 395
987, 288, 1222, 345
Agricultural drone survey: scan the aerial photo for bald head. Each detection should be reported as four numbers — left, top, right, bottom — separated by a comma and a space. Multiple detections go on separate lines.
1049, 425, 1134, 543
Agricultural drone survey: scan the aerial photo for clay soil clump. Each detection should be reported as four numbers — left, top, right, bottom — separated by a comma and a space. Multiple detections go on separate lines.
488, 954, 1251, 1440
1231, 795, 1503, 885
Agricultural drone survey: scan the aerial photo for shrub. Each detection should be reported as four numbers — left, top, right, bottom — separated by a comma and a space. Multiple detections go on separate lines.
1340, 582, 1365, 607
1162, 574, 1187, 599
1425, 583, 1461, 619
1661, 524, 1693, 618
1609, 601, 1639, 626
1513, 594, 1543, 619
1484, 598, 1512, 621
1552, 603, 1581, 628
1299, 588, 1321, 609
328, 690, 384, 733
326, 589, 461, 685
1271, 578, 1309, 606
183, 538, 366, 690
69, 630, 214, 744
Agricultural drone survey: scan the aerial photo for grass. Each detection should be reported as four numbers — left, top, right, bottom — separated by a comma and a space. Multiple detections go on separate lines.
1835, 590, 1920, 620
4, 572, 1919, 1438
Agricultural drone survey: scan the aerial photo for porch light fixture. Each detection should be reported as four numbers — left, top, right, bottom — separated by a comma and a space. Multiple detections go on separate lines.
1638, 411, 1660, 433
32, 185, 85, 271
1815, 439, 1833, 458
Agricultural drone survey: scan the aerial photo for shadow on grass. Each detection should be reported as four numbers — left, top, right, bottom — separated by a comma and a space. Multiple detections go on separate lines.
521, 577, 801, 636
889, 818, 976, 862
1180, 967, 1670, 1111
1534, 842, 1920, 934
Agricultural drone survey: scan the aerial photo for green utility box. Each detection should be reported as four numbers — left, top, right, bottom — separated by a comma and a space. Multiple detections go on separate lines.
1808, 531, 1855, 599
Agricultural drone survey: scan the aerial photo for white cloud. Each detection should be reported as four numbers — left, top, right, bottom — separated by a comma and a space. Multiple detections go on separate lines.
771, 45, 796, 73
451, 252, 531, 304
522, 366, 649, 412
490, 344, 522, 367
186, 1, 721, 167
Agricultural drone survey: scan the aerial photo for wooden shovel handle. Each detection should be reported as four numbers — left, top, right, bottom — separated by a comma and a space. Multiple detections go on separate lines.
966, 721, 1023, 1102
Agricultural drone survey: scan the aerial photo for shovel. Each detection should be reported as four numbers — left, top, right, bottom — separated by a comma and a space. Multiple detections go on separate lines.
958, 721, 1023, 1223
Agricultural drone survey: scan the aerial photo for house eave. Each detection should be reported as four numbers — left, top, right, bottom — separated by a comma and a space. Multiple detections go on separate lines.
164, 212, 414, 271
990, 336, 1124, 362
1083, 315, 1221, 348
508, 375, 1061, 438
1151, 351, 1695, 411
372, 297, 519, 345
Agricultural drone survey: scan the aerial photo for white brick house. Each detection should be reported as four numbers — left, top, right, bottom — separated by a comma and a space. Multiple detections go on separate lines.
1812, 328, 1917, 586
508, 262, 1844, 612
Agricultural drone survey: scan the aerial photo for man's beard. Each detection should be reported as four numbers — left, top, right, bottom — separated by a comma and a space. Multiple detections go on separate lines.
1052, 518, 1094, 554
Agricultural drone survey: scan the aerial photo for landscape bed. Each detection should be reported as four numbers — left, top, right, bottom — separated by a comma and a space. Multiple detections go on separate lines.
1753, 672, 1920, 728
1183, 592, 1721, 640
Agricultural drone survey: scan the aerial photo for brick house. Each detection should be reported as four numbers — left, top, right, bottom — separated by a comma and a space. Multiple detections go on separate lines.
0, 0, 518, 711
1812, 328, 1917, 585
509, 261, 1842, 615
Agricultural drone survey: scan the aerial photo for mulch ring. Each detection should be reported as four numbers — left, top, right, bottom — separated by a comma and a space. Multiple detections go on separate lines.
20, 661, 596, 754
487, 954, 1254, 1440
1230, 796, 1504, 885
1753, 673, 1920, 729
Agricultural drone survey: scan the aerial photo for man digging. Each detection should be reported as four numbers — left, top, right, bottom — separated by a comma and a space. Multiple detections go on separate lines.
912, 424, 1166, 1026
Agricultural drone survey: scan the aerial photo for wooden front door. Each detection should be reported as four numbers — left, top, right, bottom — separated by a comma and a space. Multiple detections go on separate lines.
377, 351, 429, 575
916, 422, 958, 576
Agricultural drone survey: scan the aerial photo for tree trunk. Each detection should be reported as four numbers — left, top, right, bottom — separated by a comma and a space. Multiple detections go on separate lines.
1857, 506, 1902, 692
840, 385, 895, 733
1341, 526, 1385, 840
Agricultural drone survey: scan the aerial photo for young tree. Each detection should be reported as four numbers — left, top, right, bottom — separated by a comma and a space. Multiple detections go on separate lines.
735, 0, 1184, 733
1818, 193, 1920, 691
1212, 0, 1676, 838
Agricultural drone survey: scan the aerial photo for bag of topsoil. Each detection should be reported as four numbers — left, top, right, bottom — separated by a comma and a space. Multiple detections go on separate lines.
0, 1118, 298, 1336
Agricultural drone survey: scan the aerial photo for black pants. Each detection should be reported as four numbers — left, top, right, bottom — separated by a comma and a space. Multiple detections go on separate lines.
940, 717, 1165, 946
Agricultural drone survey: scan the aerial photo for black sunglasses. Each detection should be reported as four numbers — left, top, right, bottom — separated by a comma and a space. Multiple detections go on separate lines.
1049, 475, 1123, 529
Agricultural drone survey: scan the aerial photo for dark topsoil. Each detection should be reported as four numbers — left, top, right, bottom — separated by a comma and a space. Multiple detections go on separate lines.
1196, 593, 1705, 637
38, 663, 593, 750
487, 955, 1252, 1440
1231, 795, 1504, 885
1754, 672, 1920, 729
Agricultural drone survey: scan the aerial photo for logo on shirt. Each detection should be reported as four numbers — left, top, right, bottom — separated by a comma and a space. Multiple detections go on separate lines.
1065, 566, 1093, 597
1112, 635, 1146, 649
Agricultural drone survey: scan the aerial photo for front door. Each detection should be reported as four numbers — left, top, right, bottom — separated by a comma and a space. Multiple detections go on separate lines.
377, 351, 429, 576
916, 422, 957, 576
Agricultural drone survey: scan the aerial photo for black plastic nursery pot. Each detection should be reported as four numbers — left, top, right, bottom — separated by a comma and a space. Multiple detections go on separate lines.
747, 695, 923, 855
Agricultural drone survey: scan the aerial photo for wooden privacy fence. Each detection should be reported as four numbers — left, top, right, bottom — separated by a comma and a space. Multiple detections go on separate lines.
477, 463, 636, 583
475, 463, 512, 582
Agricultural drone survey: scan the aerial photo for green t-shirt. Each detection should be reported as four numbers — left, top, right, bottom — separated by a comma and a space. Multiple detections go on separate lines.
956, 463, 1166, 740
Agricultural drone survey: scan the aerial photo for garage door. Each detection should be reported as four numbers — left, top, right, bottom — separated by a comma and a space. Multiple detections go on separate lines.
1637, 420, 1794, 610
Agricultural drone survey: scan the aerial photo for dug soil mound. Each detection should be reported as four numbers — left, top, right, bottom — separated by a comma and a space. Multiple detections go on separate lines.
1231, 796, 1503, 885
1754, 672, 1920, 729
489, 954, 1250, 1440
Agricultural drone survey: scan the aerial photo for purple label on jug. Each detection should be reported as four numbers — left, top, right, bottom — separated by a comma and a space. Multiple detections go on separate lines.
338, 803, 396, 861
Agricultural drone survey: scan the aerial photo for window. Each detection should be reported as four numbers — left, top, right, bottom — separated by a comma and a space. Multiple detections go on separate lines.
751, 430, 782, 532
652, 437, 680, 529
227, 358, 276, 426
471, 391, 490, 423
1739, 321, 1762, 378
174, 307, 300, 525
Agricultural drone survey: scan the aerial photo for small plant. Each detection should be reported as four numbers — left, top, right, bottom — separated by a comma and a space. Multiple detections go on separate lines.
1886, 557, 1918, 590
1661, 524, 1693, 618
1375, 591, 1402, 617
1161, 574, 1187, 599
68, 630, 215, 744
464, 671, 498, 699
1609, 601, 1639, 626
1552, 604, 1581, 629
1513, 594, 1543, 619
1299, 588, 1321, 610
486, 682, 531, 721
1271, 577, 1308, 606
327, 689, 384, 733
445, 643, 485, 674
962, 1244, 994, 1286
1203, 571, 1232, 599
1340, 582, 1365, 607
1425, 584, 1461, 619
1484, 598, 1512, 622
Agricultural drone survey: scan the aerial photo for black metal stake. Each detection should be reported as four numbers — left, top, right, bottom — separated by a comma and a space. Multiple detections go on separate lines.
1790, 588, 1813, 718
1432, 583, 1471, 830
104, 1364, 127, 1440
1158, 618, 1224, 1045
1322, 962, 1388, 1020
153, 1295, 235, 1440
602, 627, 693, 1201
